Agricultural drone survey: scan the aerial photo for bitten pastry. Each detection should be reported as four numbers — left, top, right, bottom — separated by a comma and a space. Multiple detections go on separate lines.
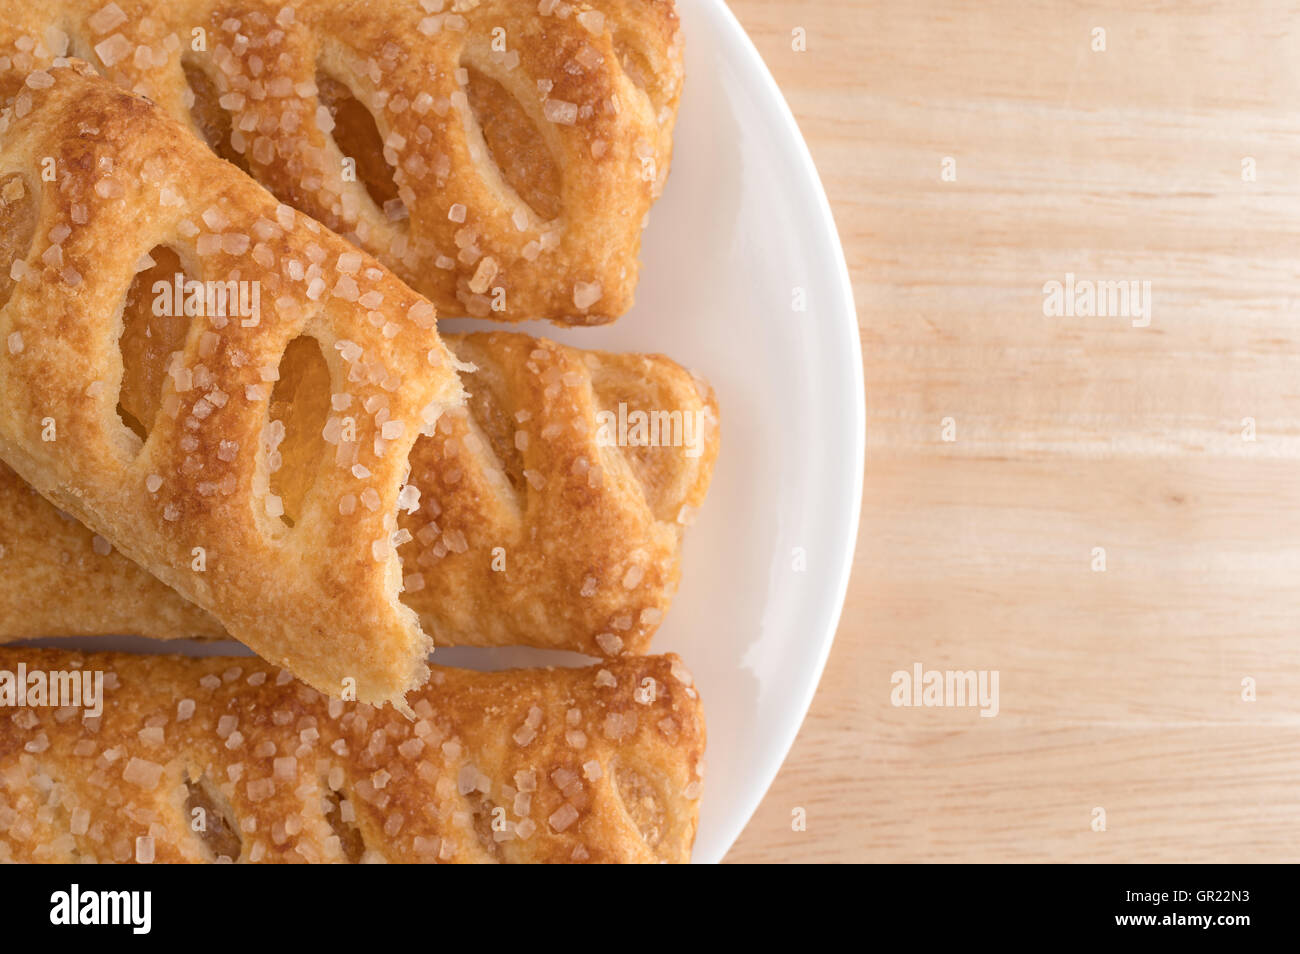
0, 64, 464, 707
0, 649, 705, 863
0, 333, 720, 656
0, 0, 684, 324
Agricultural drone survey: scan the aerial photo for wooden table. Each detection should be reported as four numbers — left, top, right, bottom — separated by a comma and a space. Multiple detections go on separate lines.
724, 0, 1300, 862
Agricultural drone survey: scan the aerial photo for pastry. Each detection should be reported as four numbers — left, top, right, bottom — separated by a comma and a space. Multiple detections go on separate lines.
0, 64, 464, 707
0, 332, 720, 656
0, 0, 684, 324
0, 463, 224, 641
0, 648, 704, 863
400, 332, 718, 653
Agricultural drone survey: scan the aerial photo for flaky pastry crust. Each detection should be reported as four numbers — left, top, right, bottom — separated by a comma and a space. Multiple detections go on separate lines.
0, 332, 720, 656
0, 65, 465, 707
0, 0, 684, 323
0, 648, 704, 863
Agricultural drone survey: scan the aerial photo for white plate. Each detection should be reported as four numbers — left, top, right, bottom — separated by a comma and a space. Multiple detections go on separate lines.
50, 0, 863, 864
452, 0, 863, 862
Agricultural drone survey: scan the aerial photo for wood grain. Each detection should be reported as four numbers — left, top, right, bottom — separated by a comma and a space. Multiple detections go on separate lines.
723, 0, 1300, 862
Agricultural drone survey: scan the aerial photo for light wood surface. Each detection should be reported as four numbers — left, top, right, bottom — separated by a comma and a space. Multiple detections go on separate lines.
724, 0, 1300, 862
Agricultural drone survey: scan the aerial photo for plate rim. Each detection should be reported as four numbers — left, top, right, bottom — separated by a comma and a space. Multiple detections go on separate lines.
689, 0, 865, 863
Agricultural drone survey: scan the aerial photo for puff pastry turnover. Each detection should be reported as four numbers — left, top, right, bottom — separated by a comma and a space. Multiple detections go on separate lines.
0, 331, 720, 656
0, 0, 684, 324
0, 648, 705, 863
0, 65, 465, 707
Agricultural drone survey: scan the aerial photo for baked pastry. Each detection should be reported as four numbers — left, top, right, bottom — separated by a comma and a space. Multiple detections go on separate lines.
0, 648, 704, 863
401, 331, 720, 652
0, 64, 464, 708
0, 463, 224, 641
0, 0, 684, 324
0, 332, 720, 656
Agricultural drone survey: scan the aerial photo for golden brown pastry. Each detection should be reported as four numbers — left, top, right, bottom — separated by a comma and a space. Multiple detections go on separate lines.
0, 463, 223, 640
0, 0, 684, 324
402, 332, 719, 653
0, 332, 720, 656
0, 64, 464, 707
0, 648, 704, 863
